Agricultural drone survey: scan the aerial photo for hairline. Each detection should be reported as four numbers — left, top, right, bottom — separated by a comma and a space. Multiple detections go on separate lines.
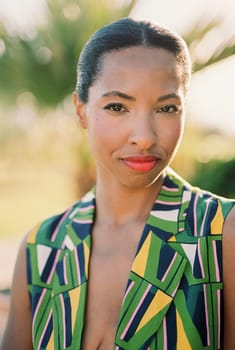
80, 44, 188, 100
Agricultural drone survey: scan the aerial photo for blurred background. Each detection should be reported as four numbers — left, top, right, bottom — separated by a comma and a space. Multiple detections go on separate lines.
0, 0, 235, 339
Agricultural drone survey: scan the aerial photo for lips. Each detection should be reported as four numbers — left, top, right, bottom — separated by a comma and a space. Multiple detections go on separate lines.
122, 155, 159, 172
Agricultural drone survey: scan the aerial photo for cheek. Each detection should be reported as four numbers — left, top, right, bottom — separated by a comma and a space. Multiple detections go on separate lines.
158, 118, 184, 148
87, 115, 121, 153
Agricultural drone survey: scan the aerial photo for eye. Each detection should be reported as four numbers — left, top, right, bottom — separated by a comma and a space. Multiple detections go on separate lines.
157, 104, 180, 113
103, 103, 128, 113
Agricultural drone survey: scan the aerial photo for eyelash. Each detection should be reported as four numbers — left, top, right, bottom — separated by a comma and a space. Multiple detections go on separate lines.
157, 104, 180, 113
104, 103, 127, 113
103, 103, 181, 114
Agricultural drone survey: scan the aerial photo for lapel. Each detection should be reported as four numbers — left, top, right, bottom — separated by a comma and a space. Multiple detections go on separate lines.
52, 190, 95, 349
55, 170, 192, 349
115, 171, 190, 349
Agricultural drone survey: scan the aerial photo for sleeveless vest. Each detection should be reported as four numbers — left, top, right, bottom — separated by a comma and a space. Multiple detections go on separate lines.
26, 169, 234, 349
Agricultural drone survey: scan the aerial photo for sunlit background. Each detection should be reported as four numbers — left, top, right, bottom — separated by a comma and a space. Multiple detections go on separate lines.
0, 1, 235, 332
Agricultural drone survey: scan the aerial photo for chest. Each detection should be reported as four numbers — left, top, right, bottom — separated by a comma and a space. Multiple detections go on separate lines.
29, 182, 231, 349
82, 223, 145, 349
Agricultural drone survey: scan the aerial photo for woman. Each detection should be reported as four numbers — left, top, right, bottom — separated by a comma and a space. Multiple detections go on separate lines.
2, 18, 235, 350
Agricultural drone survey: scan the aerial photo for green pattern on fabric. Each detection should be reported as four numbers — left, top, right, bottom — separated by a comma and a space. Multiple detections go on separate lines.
26, 169, 234, 349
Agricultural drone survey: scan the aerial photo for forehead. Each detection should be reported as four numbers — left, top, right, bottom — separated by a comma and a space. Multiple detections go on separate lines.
91, 46, 183, 95
102, 46, 177, 70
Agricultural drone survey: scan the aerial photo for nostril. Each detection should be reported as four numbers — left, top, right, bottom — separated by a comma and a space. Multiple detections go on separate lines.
128, 127, 156, 148
128, 134, 156, 150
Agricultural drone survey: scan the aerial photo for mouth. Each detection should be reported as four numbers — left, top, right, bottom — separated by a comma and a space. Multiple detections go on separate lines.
122, 155, 159, 172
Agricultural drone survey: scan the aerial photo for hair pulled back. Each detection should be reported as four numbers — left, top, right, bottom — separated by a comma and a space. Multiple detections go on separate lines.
76, 18, 191, 103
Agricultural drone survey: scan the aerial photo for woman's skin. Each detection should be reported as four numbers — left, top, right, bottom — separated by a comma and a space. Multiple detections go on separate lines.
75, 47, 185, 192
222, 212, 235, 348
1, 46, 235, 350
1, 235, 33, 350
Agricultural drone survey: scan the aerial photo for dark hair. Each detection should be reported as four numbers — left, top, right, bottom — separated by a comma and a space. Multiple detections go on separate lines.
76, 18, 191, 103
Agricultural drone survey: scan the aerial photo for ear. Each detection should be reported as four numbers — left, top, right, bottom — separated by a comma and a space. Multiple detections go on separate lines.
72, 91, 87, 129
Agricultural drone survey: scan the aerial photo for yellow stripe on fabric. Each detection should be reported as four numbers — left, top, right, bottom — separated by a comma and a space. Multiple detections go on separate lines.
27, 224, 40, 244
176, 309, 192, 350
83, 241, 90, 277
168, 235, 176, 242
136, 290, 172, 332
210, 202, 224, 235
132, 231, 152, 277
69, 286, 81, 332
45, 330, 54, 350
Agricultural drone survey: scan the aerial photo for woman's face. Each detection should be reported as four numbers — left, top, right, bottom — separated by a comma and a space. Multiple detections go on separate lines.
74, 46, 186, 189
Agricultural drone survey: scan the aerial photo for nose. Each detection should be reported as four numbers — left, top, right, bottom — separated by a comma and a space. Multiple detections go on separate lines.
128, 114, 156, 150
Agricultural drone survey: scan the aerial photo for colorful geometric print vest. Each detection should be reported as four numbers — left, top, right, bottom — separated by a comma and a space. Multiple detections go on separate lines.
26, 169, 234, 350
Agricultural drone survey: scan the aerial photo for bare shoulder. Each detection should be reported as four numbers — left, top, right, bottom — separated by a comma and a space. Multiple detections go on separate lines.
223, 204, 235, 280
222, 205, 235, 349
223, 204, 235, 236
222, 205, 235, 262
1, 233, 33, 350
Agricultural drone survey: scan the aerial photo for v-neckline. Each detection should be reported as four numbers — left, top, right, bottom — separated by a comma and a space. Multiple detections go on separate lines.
69, 170, 186, 348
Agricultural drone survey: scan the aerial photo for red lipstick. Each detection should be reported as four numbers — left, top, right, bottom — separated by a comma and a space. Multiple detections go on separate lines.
123, 155, 158, 172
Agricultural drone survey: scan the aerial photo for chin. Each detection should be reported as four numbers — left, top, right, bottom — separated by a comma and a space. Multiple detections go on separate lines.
121, 173, 164, 190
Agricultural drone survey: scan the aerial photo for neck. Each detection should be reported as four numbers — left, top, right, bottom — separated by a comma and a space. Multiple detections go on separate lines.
95, 173, 165, 227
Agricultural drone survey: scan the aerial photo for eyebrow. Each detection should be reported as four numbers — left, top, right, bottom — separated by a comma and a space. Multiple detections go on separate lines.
157, 93, 182, 102
102, 91, 136, 101
101, 91, 181, 102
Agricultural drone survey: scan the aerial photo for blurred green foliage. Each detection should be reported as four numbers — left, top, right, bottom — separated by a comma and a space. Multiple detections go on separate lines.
190, 158, 235, 198
0, 0, 136, 107
183, 16, 235, 72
